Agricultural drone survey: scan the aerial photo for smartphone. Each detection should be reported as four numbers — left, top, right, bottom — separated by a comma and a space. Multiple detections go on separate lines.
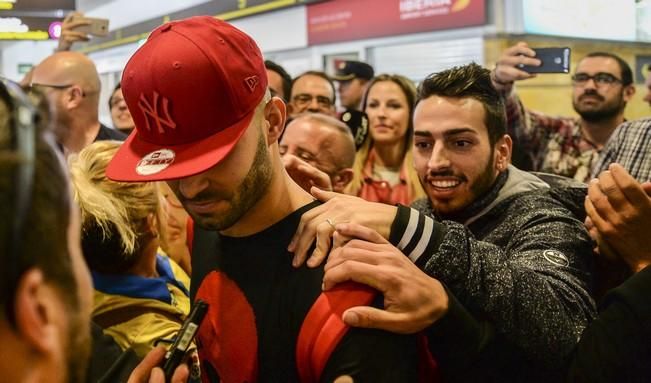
71, 16, 110, 37
161, 300, 209, 380
518, 47, 571, 74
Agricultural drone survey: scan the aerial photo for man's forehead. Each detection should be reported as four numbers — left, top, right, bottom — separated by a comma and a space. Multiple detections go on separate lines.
293, 75, 332, 94
414, 96, 488, 135
576, 56, 620, 75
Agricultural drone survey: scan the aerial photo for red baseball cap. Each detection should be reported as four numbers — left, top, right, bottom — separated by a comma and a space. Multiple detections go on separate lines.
107, 16, 268, 182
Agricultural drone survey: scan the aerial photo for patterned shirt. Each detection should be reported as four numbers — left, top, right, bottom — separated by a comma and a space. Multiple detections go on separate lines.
591, 118, 651, 182
505, 91, 600, 182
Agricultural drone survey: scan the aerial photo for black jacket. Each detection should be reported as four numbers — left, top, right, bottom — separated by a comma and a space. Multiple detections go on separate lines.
390, 166, 596, 382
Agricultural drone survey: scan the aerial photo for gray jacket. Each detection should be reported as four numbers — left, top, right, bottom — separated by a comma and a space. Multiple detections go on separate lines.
389, 166, 596, 381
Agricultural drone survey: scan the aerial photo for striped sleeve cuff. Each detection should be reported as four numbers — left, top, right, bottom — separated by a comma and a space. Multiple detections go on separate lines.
389, 205, 446, 266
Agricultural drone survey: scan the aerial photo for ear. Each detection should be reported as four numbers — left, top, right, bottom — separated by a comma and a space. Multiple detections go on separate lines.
63, 86, 85, 109
332, 168, 354, 193
265, 97, 287, 145
623, 84, 636, 102
13, 269, 64, 354
147, 212, 159, 238
494, 134, 512, 172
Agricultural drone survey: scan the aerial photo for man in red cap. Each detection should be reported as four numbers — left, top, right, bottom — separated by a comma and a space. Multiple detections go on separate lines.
107, 16, 417, 382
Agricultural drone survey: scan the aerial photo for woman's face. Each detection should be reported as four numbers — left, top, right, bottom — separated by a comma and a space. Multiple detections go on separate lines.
109, 88, 135, 133
364, 80, 410, 146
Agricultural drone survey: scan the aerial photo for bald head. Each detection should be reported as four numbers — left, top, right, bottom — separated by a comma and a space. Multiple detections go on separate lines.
32, 52, 101, 95
31, 51, 102, 153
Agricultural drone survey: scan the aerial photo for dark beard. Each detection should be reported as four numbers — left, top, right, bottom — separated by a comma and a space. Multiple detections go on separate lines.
573, 91, 625, 123
190, 127, 273, 231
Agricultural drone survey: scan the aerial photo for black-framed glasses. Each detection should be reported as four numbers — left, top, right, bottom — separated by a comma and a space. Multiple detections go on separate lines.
571, 72, 622, 87
292, 93, 333, 108
1, 77, 37, 322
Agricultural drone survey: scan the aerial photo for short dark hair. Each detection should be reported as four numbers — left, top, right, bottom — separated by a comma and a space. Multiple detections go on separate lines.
417, 63, 506, 146
264, 60, 292, 102
292, 70, 337, 106
0, 81, 78, 317
108, 82, 121, 109
582, 52, 633, 86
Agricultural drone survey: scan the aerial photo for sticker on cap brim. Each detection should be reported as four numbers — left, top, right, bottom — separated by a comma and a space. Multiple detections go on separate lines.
136, 149, 175, 175
543, 250, 569, 267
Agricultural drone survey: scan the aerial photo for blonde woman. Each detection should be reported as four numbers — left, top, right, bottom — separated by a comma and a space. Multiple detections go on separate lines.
69, 140, 191, 359
345, 74, 425, 205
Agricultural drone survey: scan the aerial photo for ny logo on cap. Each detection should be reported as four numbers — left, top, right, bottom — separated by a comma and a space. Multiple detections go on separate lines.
138, 91, 177, 134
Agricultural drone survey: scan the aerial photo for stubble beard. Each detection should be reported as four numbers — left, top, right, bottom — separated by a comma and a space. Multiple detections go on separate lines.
194, 131, 273, 231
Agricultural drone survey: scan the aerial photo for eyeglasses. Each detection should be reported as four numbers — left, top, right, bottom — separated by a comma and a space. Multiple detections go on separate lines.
26, 82, 74, 93
292, 93, 333, 109
571, 72, 622, 87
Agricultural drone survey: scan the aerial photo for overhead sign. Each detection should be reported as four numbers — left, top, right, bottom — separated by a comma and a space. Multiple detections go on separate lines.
307, 0, 485, 45
0, 15, 61, 40
77, 0, 325, 54
0, 0, 73, 12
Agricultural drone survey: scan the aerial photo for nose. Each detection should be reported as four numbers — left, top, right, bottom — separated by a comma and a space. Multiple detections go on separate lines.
583, 77, 598, 90
427, 142, 451, 172
176, 174, 209, 200
308, 97, 320, 111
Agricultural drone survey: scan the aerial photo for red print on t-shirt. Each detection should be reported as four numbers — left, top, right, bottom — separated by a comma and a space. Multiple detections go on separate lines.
196, 271, 258, 383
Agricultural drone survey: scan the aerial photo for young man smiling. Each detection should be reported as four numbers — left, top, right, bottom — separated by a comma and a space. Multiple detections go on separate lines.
290, 63, 596, 381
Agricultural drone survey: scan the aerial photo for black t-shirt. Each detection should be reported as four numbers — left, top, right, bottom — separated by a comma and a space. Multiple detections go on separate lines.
95, 123, 127, 142
191, 201, 417, 382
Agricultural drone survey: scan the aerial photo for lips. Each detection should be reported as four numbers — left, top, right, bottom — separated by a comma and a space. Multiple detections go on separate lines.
185, 199, 226, 215
429, 179, 461, 189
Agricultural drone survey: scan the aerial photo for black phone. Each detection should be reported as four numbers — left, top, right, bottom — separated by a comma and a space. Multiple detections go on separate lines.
518, 47, 571, 74
161, 300, 209, 380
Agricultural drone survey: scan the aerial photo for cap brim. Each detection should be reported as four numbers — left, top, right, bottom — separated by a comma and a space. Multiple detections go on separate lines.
106, 109, 255, 182
333, 73, 355, 81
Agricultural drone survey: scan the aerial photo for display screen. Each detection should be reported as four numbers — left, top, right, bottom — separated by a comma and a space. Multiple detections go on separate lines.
523, 0, 650, 42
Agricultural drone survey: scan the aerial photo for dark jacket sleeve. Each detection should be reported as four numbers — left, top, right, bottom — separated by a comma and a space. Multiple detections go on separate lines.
566, 265, 651, 382
390, 198, 596, 372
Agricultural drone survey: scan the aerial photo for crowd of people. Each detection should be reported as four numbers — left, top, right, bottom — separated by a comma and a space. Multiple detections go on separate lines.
1, 11, 650, 383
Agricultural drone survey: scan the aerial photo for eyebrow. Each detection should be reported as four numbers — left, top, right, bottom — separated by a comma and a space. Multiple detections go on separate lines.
414, 128, 478, 138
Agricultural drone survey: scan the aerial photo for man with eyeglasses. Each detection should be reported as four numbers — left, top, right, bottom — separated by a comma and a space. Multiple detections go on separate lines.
29, 51, 125, 155
287, 70, 337, 118
491, 42, 636, 182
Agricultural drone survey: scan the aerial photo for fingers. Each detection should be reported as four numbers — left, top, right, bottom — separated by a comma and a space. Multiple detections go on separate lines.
342, 306, 413, 334
171, 364, 190, 383
127, 346, 166, 383
609, 163, 650, 206
310, 186, 340, 202
334, 222, 388, 245
642, 181, 651, 195
595, 170, 628, 211
323, 255, 390, 291
61, 31, 91, 41
296, 164, 332, 191
585, 183, 611, 234
307, 220, 336, 268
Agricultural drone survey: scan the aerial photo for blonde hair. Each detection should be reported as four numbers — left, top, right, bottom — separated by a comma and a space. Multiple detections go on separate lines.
69, 141, 160, 267
344, 74, 425, 202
